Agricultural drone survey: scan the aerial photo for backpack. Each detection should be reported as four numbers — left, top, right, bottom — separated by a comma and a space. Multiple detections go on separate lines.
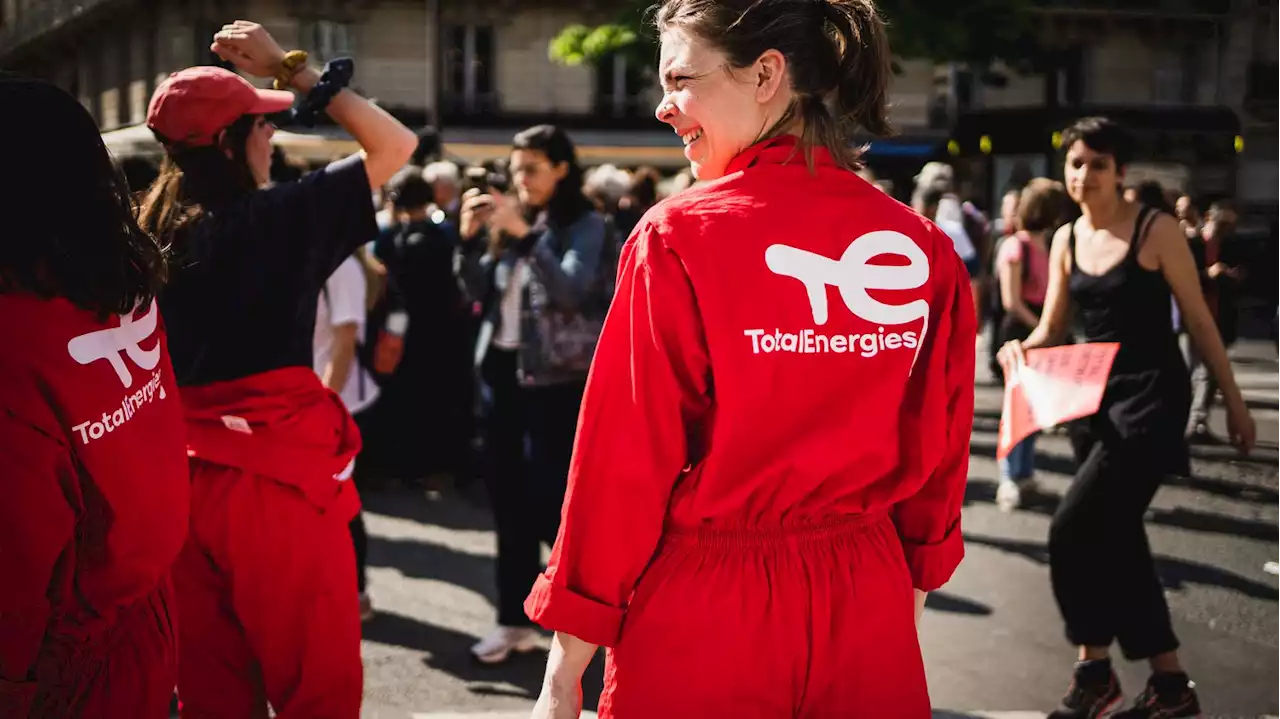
324, 250, 405, 382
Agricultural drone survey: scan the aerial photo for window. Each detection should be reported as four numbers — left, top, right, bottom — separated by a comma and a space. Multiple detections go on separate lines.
1152, 46, 1195, 106
308, 19, 353, 62
441, 24, 496, 115
594, 53, 648, 118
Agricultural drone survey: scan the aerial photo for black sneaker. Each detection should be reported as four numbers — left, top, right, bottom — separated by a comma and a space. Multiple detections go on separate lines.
1048, 660, 1124, 719
1113, 673, 1203, 719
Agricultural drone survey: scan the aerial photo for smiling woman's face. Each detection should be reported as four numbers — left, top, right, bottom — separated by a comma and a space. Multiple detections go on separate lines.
654, 28, 783, 180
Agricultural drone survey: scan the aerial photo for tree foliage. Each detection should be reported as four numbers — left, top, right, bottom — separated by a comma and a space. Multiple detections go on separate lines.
548, 0, 1047, 78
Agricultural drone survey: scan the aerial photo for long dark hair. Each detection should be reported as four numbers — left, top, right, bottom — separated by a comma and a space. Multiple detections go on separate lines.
512, 124, 594, 227
138, 114, 258, 254
654, 0, 894, 171
0, 74, 168, 319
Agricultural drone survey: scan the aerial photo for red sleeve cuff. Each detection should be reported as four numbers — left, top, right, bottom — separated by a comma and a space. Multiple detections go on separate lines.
524, 574, 625, 648
900, 521, 965, 592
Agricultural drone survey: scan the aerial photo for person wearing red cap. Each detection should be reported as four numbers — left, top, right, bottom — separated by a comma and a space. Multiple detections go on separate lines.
137, 20, 417, 719
526, 2, 973, 717
0, 77, 188, 717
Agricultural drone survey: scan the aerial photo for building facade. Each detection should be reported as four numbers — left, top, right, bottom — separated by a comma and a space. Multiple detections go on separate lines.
0, 0, 948, 171
939, 0, 1276, 224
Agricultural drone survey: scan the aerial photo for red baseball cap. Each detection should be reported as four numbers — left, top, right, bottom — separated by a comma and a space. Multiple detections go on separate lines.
146, 66, 295, 147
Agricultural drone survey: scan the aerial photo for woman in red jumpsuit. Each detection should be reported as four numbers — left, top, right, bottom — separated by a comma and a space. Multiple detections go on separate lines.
0, 77, 189, 717
525, 1, 975, 717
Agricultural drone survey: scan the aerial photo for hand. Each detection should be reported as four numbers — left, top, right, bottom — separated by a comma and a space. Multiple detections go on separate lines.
1226, 399, 1257, 455
996, 339, 1026, 376
459, 191, 495, 241
488, 193, 530, 239
210, 21, 287, 79
530, 680, 582, 719
1207, 262, 1228, 280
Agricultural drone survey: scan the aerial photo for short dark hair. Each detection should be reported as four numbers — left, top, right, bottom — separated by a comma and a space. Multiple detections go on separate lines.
1016, 178, 1074, 233
385, 165, 433, 210
629, 166, 662, 208
0, 74, 168, 319
654, 0, 893, 171
1060, 116, 1134, 170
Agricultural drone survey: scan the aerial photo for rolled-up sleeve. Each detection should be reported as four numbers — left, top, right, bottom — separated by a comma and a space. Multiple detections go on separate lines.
892, 247, 976, 592
524, 221, 711, 647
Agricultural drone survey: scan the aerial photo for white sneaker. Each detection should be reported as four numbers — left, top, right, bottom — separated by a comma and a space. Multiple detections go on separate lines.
470, 626, 539, 664
998, 475, 1039, 509
996, 479, 1023, 512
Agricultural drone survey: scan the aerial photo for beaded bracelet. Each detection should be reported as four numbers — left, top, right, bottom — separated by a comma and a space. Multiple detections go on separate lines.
292, 58, 355, 127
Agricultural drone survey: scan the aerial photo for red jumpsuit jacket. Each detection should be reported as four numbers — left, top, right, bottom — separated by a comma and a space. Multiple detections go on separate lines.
0, 296, 189, 714
526, 137, 976, 648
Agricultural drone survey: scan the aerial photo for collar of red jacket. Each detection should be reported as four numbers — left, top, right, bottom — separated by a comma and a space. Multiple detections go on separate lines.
725, 135, 836, 175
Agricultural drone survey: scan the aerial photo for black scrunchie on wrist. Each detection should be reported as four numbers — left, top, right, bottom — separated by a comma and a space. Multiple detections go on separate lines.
293, 58, 355, 127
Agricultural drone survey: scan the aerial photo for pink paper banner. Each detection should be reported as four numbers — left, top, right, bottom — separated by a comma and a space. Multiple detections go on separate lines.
997, 342, 1121, 460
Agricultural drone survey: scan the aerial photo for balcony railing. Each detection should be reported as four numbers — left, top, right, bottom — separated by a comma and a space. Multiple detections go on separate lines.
0, 0, 119, 59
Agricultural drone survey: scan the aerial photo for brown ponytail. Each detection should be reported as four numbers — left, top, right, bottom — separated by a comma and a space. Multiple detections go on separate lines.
655, 0, 894, 172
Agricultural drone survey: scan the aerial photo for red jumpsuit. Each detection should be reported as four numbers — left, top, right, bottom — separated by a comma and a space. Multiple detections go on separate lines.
172, 367, 363, 719
525, 136, 976, 717
0, 296, 189, 718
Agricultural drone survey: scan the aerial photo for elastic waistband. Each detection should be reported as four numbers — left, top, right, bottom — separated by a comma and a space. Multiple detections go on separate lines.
664, 511, 889, 550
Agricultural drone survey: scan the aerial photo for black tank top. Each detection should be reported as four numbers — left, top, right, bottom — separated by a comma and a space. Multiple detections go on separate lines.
1068, 206, 1190, 465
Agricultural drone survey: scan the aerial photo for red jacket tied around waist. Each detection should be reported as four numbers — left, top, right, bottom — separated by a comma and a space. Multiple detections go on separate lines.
180, 367, 362, 521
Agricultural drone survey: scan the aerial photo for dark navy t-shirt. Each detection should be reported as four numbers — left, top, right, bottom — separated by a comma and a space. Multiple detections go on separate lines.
160, 154, 377, 387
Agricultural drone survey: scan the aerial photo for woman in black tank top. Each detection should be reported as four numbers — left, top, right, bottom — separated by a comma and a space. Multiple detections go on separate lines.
998, 118, 1256, 719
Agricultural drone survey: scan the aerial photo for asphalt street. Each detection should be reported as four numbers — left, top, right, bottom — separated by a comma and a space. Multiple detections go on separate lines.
355, 339, 1279, 719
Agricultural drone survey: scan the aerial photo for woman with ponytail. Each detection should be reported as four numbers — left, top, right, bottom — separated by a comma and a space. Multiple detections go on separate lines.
525, 1, 975, 716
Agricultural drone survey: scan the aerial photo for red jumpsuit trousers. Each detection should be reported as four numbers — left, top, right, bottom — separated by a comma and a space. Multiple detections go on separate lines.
172, 369, 364, 719
173, 461, 362, 718
598, 513, 929, 718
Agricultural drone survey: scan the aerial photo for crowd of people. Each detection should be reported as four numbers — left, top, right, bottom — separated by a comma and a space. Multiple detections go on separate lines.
0, 0, 1266, 717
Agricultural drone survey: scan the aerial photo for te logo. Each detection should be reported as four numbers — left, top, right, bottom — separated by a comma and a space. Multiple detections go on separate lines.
765, 230, 931, 366
66, 300, 162, 388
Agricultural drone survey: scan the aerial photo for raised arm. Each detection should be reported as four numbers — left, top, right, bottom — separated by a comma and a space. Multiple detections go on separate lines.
211, 21, 416, 189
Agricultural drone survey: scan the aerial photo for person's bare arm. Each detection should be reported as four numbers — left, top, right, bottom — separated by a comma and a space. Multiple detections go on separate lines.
287, 66, 417, 190
212, 21, 417, 190
322, 322, 359, 393
1152, 214, 1255, 451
